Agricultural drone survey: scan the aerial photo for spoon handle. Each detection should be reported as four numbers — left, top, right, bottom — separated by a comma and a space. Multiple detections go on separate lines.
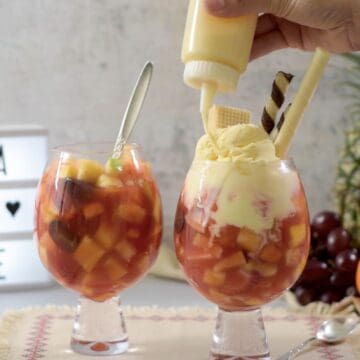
113, 61, 153, 158
277, 336, 317, 360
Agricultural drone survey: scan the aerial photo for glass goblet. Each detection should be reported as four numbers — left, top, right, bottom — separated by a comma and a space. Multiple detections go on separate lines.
174, 159, 310, 359
34, 142, 162, 356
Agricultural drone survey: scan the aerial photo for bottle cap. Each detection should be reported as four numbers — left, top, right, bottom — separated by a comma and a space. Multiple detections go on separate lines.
184, 61, 240, 93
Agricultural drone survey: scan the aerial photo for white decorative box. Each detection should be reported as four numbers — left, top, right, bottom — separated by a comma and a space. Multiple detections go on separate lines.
0, 125, 52, 289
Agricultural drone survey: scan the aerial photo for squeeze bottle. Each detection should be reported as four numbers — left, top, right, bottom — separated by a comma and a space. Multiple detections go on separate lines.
181, 0, 257, 120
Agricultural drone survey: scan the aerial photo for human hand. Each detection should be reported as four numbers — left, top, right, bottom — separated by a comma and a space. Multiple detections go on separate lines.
205, 0, 360, 59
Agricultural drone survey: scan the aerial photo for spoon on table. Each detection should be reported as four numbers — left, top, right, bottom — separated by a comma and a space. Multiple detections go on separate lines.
112, 61, 153, 159
277, 316, 360, 360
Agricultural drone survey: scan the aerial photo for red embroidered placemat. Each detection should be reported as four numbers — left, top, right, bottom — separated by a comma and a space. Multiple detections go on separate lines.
0, 306, 359, 359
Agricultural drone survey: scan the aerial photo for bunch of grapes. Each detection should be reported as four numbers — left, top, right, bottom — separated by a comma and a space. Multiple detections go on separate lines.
291, 211, 359, 305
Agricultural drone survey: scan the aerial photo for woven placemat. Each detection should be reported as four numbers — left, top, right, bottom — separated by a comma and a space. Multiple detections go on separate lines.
0, 306, 359, 359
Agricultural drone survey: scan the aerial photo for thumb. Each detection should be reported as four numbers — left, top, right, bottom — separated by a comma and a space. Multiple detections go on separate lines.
205, 0, 288, 17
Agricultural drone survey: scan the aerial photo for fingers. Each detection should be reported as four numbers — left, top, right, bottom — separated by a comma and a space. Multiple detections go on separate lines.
250, 30, 289, 60
205, 0, 284, 17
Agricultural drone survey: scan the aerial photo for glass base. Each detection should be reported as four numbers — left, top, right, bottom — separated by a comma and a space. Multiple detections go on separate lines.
210, 308, 270, 360
71, 296, 128, 356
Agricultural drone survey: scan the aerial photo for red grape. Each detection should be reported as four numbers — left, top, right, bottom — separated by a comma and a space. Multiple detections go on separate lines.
300, 259, 329, 285
330, 271, 354, 288
311, 211, 341, 241
320, 290, 343, 304
345, 286, 358, 297
294, 286, 316, 305
327, 228, 351, 257
335, 249, 358, 273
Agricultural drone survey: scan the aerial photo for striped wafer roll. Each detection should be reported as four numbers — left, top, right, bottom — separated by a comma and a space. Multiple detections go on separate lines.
261, 71, 294, 134
270, 103, 292, 140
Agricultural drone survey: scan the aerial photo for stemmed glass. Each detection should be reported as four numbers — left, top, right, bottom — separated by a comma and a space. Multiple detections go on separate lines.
34, 142, 162, 356
174, 158, 310, 359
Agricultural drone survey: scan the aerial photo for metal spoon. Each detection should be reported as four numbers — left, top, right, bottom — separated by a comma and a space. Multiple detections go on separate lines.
112, 61, 153, 158
277, 316, 360, 360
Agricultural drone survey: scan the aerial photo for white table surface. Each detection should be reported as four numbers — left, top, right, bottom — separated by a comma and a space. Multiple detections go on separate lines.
0, 275, 213, 315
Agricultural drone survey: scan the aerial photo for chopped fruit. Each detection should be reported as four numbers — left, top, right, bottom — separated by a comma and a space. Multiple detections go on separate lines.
293, 256, 307, 280
242, 297, 264, 306
152, 196, 162, 224
35, 148, 162, 304
94, 223, 117, 250
103, 257, 127, 281
208, 288, 232, 305
83, 202, 104, 219
209, 245, 223, 258
97, 174, 123, 188
115, 203, 146, 224
289, 224, 307, 248
105, 158, 123, 174
203, 269, 225, 286
193, 233, 209, 247
115, 240, 137, 261
77, 159, 103, 183
38, 244, 48, 267
250, 261, 277, 277
259, 243, 282, 263
142, 180, 154, 202
73, 235, 105, 272
285, 248, 303, 266
127, 229, 140, 239
213, 251, 246, 272
185, 210, 205, 233
43, 202, 59, 224
136, 255, 151, 272
217, 226, 239, 247
237, 228, 262, 252
48, 220, 80, 253
58, 162, 77, 179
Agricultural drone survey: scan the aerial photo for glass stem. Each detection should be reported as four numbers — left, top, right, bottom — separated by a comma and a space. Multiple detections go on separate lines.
71, 296, 128, 356
210, 307, 270, 360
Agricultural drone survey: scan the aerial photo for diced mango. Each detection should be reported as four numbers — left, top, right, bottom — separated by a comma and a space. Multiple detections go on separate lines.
193, 233, 209, 247
152, 196, 162, 224
73, 235, 105, 272
209, 245, 223, 258
250, 260, 277, 277
38, 244, 48, 267
59, 162, 77, 179
208, 288, 232, 305
285, 248, 302, 266
242, 297, 264, 307
96, 174, 123, 188
136, 255, 151, 272
115, 203, 146, 224
77, 159, 103, 183
289, 224, 307, 248
115, 239, 137, 261
43, 202, 59, 224
203, 269, 225, 286
94, 223, 117, 250
213, 251, 246, 272
237, 228, 262, 252
103, 257, 127, 281
259, 243, 282, 263
83, 202, 104, 219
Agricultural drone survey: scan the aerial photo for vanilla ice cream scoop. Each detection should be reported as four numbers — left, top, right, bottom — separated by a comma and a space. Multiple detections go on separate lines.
195, 105, 278, 164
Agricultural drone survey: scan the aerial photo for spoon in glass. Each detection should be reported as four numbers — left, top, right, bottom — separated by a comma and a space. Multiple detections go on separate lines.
112, 61, 153, 159
277, 316, 360, 360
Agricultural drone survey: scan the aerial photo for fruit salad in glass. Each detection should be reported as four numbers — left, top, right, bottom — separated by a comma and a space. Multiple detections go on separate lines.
35, 142, 162, 355
174, 109, 310, 359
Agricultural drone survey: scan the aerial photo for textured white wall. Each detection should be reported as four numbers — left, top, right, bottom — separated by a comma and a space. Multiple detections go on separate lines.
0, 1, 354, 243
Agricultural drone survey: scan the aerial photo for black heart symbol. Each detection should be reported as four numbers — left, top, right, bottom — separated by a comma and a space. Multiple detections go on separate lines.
6, 202, 20, 217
